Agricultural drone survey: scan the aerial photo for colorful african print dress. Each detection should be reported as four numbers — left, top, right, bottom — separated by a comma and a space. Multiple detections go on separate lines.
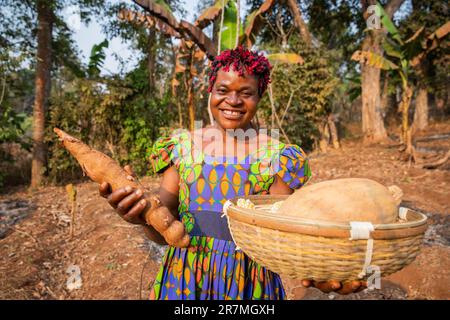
149, 130, 311, 300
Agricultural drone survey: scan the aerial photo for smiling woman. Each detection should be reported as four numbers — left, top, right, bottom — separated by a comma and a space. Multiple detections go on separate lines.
99, 46, 312, 300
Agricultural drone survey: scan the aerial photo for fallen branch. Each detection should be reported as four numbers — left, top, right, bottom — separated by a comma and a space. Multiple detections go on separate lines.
415, 133, 450, 143
8, 226, 39, 245
419, 149, 450, 169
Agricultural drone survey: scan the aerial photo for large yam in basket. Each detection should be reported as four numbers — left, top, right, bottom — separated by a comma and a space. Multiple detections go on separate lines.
279, 178, 402, 224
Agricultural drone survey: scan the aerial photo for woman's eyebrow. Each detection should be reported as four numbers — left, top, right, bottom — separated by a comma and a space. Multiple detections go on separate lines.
215, 82, 229, 88
239, 86, 255, 91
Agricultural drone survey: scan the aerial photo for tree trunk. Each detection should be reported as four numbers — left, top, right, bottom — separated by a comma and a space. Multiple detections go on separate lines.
31, 0, 53, 189
413, 85, 428, 130
318, 121, 330, 153
286, 0, 312, 46
147, 29, 156, 92
359, 0, 405, 144
400, 84, 413, 144
360, 32, 387, 143
186, 51, 195, 132
327, 114, 340, 149
380, 73, 389, 117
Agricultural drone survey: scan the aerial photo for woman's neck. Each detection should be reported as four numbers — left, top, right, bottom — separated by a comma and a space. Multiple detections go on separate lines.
212, 122, 256, 144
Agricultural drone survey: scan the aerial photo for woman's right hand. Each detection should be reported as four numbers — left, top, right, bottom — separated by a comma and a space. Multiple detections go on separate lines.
98, 165, 147, 225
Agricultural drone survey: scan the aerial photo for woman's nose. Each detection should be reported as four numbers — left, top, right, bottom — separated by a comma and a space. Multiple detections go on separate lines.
225, 92, 242, 106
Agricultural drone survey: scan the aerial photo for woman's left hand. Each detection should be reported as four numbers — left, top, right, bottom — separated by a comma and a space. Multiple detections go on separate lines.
301, 279, 367, 295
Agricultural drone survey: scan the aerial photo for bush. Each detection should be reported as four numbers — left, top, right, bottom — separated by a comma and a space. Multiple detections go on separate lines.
46, 68, 173, 184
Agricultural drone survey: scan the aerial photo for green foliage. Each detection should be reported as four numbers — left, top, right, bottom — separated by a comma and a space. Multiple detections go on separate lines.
352, 50, 399, 71
376, 2, 403, 44
46, 63, 172, 183
87, 39, 109, 78
307, 0, 364, 60
220, 0, 243, 51
355, 2, 449, 92
258, 39, 338, 149
247, 0, 294, 44
345, 75, 362, 103
399, 0, 449, 100
1, 0, 448, 188
267, 53, 303, 64
0, 107, 32, 149
0, 33, 34, 150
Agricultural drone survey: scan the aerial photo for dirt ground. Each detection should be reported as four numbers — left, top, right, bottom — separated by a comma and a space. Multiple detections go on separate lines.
1, 122, 449, 300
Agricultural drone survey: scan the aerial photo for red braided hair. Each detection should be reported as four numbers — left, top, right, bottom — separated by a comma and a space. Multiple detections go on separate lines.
207, 46, 272, 97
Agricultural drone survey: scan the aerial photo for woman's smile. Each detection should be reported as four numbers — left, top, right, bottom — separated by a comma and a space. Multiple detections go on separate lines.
218, 108, 246, 120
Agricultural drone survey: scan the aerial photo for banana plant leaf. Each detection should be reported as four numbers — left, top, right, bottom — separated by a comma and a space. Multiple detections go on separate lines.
133, 0, 217, 59
133, 0, 180, 31
118, 9, 180, 37
220, 0, 243, 51
432, 21, 450, 39
376, 2, 402, 45
410, 21, 450, 67
403, 31, 426, 61
88, 39, 109, 77
351, 50, 399, 70
154, 0, 172, 13
405, 26, 425, 44
382, 37, 402, 59
243, 0, 277, 47
267, 53, 304, 64
348, 86, 362, 102
195, 0, 230, 29
180, 20, 217, 59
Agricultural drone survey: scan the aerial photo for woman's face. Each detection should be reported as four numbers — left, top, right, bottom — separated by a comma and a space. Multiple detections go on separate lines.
210, 68, 260, 130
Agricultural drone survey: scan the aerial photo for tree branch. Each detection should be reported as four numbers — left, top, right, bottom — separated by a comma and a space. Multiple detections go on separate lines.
384, 0, 406, 19
285, 0, 312, 45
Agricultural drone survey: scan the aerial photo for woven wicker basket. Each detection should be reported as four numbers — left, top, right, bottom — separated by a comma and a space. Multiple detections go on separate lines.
224, 195, 428, 281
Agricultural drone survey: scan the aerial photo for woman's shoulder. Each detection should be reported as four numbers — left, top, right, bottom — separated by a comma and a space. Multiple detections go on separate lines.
150, 129, 192, 173
252, 132, 311, 189
253, 132, 307, 159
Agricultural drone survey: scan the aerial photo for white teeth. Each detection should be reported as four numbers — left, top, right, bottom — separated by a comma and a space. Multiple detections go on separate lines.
223, 110, 241, 116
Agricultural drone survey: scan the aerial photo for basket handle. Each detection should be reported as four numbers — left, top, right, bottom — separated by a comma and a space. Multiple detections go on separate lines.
388, 185, 403, 206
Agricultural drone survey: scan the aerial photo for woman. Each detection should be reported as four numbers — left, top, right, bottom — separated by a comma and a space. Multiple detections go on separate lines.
99, 46, 366, 299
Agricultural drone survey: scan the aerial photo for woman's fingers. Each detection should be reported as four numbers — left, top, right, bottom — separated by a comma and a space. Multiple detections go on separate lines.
301, 279, 367, 295
116, 188, 143, 215
99, 182, 111, 198
336, 280, 361, 295
301, 279, 313, 288
107, 186, 134, 208
123, 198, 147, 224
314, 280, 342, 293
355, 281, 368, 293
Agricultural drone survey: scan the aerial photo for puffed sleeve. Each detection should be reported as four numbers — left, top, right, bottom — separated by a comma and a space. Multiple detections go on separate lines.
150, 131, 190, 174
271, 144, 311, 189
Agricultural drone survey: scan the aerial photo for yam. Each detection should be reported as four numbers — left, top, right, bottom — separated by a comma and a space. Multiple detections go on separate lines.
279, 178, 402, 224
53, 128, 190, 248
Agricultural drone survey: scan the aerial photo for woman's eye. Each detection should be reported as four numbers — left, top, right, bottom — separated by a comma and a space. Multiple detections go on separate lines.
216, 88, 227, 94
241, 92, 252, 97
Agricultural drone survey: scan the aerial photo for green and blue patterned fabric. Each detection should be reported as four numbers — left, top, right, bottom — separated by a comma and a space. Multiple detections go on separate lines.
149, 131, 311, 300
